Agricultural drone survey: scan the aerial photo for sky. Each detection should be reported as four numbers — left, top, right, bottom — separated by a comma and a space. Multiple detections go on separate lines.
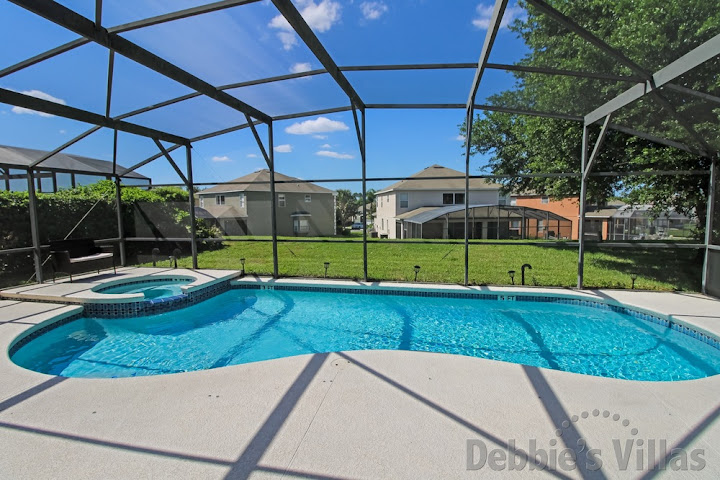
0, 0, 530, 191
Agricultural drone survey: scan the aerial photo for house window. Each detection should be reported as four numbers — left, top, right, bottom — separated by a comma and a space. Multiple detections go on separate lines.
510, 198, 517, 206
293, 218, 309, 234
278, 194, 286, 207
239, 193, 245, 208
443, 193, 454, 205
444, 193, 464, 205
305, 194, 311, 203
510, 220, 521, 229
538, 219, 545, 231
216, 195, 225, 205
199, 197, 204, 208
498, 197, 507, 206
399, 193, 408, 208
454, 193, 465, 204
541, 196, 549, 204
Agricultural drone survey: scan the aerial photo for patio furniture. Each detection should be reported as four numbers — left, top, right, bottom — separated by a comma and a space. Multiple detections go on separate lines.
49, 238, 116, 282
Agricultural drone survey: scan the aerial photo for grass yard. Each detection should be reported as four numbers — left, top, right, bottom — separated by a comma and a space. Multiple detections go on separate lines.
166, 238, 703, 291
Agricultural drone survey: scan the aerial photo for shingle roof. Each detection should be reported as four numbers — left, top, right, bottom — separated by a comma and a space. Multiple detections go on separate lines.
0, 145, 149, 179
377, 165, 501, 193
198, 169, 334, 195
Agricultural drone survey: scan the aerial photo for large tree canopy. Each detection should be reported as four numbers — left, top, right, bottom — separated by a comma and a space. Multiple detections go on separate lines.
467, 0, 719, 228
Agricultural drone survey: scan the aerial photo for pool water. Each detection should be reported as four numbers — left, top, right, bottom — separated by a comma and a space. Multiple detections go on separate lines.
11, 288, 720, 381
98, 280, 191, 299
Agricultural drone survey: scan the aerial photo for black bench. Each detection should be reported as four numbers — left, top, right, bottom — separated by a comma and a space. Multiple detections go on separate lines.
49, 239, 116, 282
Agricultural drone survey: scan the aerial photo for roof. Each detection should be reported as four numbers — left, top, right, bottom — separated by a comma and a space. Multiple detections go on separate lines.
198, 169, 334, 195
377, 165, 501, 194
398, 204, 572, 225
0, 145, 149, 180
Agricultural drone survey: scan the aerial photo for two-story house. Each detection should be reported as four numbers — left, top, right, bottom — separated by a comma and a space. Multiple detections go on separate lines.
197, 169, 336, 236
374, 165, 505, 239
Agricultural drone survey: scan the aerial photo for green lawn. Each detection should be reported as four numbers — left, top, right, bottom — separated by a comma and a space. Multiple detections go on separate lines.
166, 238, 702, 291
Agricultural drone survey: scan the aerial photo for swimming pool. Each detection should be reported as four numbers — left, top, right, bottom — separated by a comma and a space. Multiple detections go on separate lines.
10, 286, 720, 381
95, 277, 192, 299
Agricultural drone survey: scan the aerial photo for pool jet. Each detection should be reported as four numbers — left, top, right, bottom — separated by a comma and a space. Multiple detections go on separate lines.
521, 264, 532, 286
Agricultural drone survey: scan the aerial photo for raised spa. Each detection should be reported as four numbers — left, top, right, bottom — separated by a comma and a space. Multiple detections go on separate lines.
11, 287, 720, 381
94, 277, 193, 300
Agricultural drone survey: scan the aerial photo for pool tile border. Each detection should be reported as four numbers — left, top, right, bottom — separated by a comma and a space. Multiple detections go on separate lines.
94, 277, 194, 294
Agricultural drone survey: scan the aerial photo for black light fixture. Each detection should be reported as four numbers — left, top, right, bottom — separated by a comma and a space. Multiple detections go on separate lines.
414, 265, 421, 282
324, 261, 330, 278
240, 258, 246, 276
630, 272, 638, 289
508, 270, 516, 285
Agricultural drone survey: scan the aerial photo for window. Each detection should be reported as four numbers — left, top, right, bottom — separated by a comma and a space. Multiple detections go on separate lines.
510, 220, 521, 229
443, 193, 454, 205
510, 198, 517, 206
538, 220, 545, 231
216, 195, 225, 205
399, 193, 408, 208
294, 218, 309, 234
541, 196, 549, 204
444, 193, 464, 204
278, 194, 286, 207
498, 197, 507, 206
239, 193, 245, 208
199, 197, 204, 208
454, 193, 465, 204
305, 194, 311, 203
379, 196, 383, 207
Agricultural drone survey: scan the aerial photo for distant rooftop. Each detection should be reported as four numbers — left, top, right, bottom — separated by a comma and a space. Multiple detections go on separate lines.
377, 165, 501, 194
198, 169, 334, 195
0, 145, 149, 180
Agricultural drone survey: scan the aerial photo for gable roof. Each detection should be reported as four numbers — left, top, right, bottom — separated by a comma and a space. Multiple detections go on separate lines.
198, 169, 334, 195
0, 145, 149, 180
377, 165, 501, 194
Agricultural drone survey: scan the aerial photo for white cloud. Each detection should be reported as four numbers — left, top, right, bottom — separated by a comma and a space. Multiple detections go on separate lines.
285, 116, 349, 135
59, 129, 67, 134
211, 155, 231, 162
274, 144, 293, 153
313, 134, 328, 140
316, 150, 353, 159
320, 143, 332, 149
10, 89, 66, 117
269, 1, 341, 50
472, 4, 525, 30
246, 153, 258, 158
290, 62, 312, 74
360, 1, 388, 20
456, 134, 466, 141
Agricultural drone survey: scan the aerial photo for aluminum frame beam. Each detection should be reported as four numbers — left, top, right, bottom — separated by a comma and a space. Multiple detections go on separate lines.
467, 0, 508, 107
0, 87, 188, 145
10, 0, 272, 124
583, 114, 612, 180
702, 156, 717, 294
270, 0, 364, 109
0, 0, 262, 79
351, 105, 368, 281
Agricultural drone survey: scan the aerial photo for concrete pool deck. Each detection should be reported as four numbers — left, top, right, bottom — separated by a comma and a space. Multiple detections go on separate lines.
1, 272, 720, 478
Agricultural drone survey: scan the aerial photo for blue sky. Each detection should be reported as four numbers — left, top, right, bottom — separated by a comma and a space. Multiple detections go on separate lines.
0, 0, 529, 190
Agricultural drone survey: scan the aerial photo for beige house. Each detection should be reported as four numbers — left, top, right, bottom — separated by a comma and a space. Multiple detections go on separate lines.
197, 169, 336, 236
374, 165, 505, 239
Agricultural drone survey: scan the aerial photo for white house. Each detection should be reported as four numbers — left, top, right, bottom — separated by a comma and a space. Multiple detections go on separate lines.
374, 165, 506, 239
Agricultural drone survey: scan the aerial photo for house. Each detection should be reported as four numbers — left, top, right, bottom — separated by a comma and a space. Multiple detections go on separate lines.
510, 193, 578, 239
586, 204, 694, 240
374, 165, 508, 239
0, 144, 151, 192
196, 169, 336, 236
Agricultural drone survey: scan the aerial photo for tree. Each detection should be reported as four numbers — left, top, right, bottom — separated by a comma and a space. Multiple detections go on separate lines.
335, 189, 359, 227
465, 0, 719, 232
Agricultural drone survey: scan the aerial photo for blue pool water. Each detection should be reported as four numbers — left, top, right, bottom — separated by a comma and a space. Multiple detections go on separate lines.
11, 288, 720, 381
98, 279, 191, 299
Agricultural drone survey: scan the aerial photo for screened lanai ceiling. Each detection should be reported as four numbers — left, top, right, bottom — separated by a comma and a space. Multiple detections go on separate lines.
0, 0, 718, 168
